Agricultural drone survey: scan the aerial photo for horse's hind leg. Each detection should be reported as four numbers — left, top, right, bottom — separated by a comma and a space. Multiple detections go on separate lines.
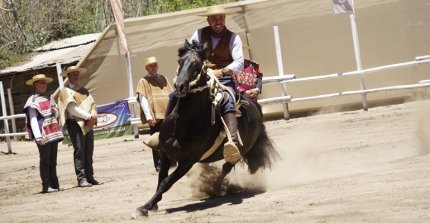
136, 160, 194, 216
222, 162, 234, 176
209, 162, 234, 196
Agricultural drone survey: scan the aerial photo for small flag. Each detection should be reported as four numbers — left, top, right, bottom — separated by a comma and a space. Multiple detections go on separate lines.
333, 0, 354, 14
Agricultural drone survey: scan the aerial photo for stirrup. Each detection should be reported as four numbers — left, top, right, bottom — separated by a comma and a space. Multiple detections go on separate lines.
143, 132, 159, 150
236, 109, 242, 117
223, 142, 241, 164
239, 99, 249, 108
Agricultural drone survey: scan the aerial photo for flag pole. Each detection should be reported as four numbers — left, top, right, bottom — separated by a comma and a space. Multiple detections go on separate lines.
349, 0, 368, 111
109, 0, 140, 138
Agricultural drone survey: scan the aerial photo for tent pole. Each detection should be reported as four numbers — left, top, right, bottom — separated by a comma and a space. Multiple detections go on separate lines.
273, 26, 290, 119
239, 5, 252, 59
56, 63, 64, 89
350, 0, 368, 111
125, 52, 134, 99
124, 52, 140, 139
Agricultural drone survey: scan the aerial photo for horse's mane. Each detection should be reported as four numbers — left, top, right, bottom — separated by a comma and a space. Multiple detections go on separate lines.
178, 40, 206, 60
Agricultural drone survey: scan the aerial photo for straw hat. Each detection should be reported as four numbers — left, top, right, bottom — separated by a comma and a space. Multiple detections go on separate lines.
61, 66, 88, 77
142, 132, 159, 150
144, 56, 158, 66
26, 74, 53, 86
198, 5, 231, 16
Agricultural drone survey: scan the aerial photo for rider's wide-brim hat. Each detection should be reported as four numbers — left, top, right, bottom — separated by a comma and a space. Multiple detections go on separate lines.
60, 66, 88, 77
26, 74, 53, 86
142, 132, 159, 150
198, 5, 232, 16
144, 56, 158, 66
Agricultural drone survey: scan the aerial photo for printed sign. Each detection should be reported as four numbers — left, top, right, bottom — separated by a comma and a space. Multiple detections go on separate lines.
63, 99, 132, 144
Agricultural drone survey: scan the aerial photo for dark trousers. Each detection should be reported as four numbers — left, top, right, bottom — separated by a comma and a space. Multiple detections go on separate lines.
168, 77, 237, 114
66, 119, 95, 181
37, 141, 59, 189
150, 121, 162, 170
219, 77, 237, 114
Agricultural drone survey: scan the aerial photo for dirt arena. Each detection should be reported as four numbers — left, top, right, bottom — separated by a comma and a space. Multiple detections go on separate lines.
1, 99, 430, 223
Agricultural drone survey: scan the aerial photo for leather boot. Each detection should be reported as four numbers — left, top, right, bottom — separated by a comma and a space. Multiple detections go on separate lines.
222, 112, 241, 164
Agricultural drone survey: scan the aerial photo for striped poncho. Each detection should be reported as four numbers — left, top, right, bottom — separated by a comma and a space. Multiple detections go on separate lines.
23, 94, 64, 143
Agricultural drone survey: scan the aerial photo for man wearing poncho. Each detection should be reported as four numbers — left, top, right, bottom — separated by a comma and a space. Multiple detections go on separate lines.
137, 56, 172, 171
58, 66, 102, 187
24, 74, 64, 193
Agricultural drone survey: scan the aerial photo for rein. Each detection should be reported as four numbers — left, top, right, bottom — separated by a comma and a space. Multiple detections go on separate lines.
177, 58, 237, 125
188, 61, 209, 93
187, 61, 238, 125
188, 60, 233, 98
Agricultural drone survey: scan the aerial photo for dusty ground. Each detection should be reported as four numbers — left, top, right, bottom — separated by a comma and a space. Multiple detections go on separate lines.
1, 99, 430, 223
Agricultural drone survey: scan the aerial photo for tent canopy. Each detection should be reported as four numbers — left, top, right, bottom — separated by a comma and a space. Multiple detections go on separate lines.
79, 0, 430, 114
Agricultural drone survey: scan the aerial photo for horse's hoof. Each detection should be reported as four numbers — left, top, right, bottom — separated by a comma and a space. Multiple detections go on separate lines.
136, 206, 149, 217
151, 204, 158, 212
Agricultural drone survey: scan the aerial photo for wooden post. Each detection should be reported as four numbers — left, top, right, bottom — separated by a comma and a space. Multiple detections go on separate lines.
7, 88, 17, 141
0, 81, 12, 154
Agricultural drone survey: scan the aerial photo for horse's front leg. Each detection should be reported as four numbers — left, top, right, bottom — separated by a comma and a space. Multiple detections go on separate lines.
136, 158, 194, 216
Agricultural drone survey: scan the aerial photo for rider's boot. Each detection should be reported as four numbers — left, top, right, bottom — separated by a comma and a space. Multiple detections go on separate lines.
222, 112, 241, 164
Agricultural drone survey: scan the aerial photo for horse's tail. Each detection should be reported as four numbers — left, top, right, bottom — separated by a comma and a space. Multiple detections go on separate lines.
243, 124, 281, 174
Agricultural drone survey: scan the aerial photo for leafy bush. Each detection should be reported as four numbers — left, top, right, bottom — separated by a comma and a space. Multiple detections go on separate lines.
0, 48, 26, 70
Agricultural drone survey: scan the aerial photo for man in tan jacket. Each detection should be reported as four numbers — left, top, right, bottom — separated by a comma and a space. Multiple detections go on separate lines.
137, 57, 172, 171
59, 66, 102, 187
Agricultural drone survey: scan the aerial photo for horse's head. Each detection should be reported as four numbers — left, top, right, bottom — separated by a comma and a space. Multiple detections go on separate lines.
174, 39, 208, 97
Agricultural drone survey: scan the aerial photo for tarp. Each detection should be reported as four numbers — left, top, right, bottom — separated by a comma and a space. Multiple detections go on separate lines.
78, 0, 430, 115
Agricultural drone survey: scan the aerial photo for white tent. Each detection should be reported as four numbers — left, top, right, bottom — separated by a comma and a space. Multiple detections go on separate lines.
78, 0, 430, 116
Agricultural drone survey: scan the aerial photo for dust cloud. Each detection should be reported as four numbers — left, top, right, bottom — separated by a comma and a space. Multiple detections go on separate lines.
413, 100, 430, 155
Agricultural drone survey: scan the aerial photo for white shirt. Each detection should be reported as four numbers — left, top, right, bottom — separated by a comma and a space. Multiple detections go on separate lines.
66, 83, 92, 120
28, 93, 58, 140
29, 106, 42, 140
139, 94, 153, 121
190, 28, 244, 74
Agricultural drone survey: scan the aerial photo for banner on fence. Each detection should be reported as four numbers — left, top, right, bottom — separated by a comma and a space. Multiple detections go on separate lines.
63, 99, 132, 144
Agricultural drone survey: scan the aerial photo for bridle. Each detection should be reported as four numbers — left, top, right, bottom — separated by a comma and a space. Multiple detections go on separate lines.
188, 60, 230, 98
187, 60, 210, 93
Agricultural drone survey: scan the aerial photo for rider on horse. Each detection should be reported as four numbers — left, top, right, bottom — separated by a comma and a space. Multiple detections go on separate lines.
144, 5, 244, 164
192, 5, 244, 164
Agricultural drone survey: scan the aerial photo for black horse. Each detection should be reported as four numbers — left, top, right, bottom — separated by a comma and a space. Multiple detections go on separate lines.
137, 40, 279, 216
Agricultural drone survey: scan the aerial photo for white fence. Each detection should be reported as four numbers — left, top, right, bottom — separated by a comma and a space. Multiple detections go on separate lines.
0, 81, 27, 154
257, 55, 430, 118
1, 56, 430, 154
